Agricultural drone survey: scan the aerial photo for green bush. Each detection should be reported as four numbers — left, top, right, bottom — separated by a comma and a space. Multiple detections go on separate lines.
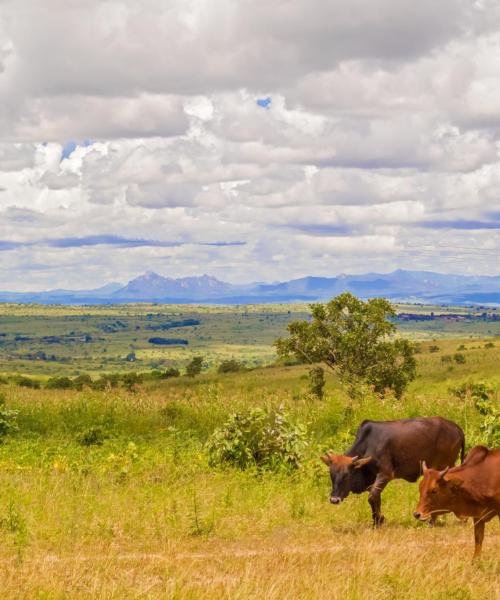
0, 393, 18, 438
46, 376, 73, 390
428, 345, 440, 353
163, 367, 180, 379
16, 376, 40, 389
453, 353, 466, 364
218, 359, 243, 374
186, 356, 203, 377
207, 406, 308, 471
72, 374, 93, 390
76, 426, 107, 446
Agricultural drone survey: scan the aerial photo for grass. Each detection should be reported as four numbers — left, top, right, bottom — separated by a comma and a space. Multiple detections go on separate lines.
1, 302, 499, 377
0, 304, 498, 597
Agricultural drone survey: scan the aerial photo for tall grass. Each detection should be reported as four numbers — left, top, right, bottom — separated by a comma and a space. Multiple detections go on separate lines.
0, 345, 497, 598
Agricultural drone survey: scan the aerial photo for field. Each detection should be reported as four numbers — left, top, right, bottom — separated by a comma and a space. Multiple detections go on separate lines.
1, 303, 499, 377
0, 303, 498, 598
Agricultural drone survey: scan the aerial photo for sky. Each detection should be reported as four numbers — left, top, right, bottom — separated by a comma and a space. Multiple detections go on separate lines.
1, 0, 500, 291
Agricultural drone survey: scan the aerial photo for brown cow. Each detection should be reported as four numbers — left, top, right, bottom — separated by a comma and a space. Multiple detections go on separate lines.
321, 416, 464, 526
414, 445, 500, 559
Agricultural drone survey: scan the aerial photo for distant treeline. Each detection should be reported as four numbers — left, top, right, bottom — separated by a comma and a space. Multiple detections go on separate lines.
397, 312, 500, 322
148, 337, 189, 345
146, 319, 200, 331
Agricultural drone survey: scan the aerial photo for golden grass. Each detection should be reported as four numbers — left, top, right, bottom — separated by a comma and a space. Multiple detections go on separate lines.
0, 524, 497, 599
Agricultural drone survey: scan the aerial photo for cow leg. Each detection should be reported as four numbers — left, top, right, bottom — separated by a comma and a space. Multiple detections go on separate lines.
368, 474, 390, 527
473, 518, 485, 559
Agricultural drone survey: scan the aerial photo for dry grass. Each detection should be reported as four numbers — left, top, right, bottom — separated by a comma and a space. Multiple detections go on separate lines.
0, 524, 497, 599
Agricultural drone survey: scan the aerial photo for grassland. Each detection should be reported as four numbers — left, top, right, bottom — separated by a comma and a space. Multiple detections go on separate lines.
1, 302, 499, 378
0, 325, 498, 598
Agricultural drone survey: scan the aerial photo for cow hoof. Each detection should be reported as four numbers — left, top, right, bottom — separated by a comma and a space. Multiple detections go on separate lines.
373, 515, 385, 528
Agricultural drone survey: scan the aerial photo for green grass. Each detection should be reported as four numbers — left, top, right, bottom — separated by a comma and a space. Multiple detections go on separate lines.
0, 304, 498, 597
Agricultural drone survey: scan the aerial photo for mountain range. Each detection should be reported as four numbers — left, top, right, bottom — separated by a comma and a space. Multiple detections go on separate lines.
1, 269, 500, 305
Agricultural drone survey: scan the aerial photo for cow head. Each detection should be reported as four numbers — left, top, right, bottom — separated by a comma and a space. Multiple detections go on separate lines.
413, 462, 463, 521
321, 453, 373, 504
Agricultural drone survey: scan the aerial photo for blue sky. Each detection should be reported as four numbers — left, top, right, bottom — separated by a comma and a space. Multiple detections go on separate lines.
1, 1, 500, 291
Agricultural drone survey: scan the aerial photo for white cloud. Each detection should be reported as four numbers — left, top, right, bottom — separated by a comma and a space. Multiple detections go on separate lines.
1, 1, 500, 289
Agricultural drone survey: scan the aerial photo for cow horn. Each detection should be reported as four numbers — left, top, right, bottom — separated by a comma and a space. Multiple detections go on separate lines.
350, 456, 359, 463
438, 466, 450, 479
422, 461, 428, 473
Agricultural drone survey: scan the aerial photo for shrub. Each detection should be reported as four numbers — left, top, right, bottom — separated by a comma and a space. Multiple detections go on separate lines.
163, 367, 180, 379
16, 376, 40, 389
485, 342, 495, 349
457, 344, 466, 351
218, 359, 243, 374
121, 372, 142, 391
450, 381, 491, 404
186, 356, 203, 377
453, 353, 466, 364
72, 374, 93, 390
441, 355, 452, 363
0, 393, 18, 438
207, 406, 308, 470
46, 376, 73, 390
428, 345, 440, 353
76, 426, 107, 446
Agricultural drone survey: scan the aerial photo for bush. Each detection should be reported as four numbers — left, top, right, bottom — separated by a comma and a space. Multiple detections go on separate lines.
428, 345, 440, 353
72, 374, 93, 390
207, 406, 308, 471
186, 356, 203, 377
485, 342, 495, 349
218, 359, 243, 374
163, 367, 180, 379
441, 355, 452, 363
46, 376, 73, 390
76, 426, 107, 446
0, 393, 18, 438
121, 372, 142, 391
453, 353, 466, 364
16, 376, 40, 389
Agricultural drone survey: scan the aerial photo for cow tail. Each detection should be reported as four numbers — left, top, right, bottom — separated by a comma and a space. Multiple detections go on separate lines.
460, 436, 465, 464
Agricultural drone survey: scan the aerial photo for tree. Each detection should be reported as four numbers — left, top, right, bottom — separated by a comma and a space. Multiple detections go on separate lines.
185, 356, 204, 377
308, 366, 325, 400
274, 293, 416, 399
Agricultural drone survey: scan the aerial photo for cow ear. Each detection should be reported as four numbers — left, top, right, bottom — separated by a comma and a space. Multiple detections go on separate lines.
353, 456, 372, 469
320, 453, 332, 466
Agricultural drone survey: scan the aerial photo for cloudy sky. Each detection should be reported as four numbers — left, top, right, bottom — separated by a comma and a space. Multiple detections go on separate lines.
1, 0, 500, 291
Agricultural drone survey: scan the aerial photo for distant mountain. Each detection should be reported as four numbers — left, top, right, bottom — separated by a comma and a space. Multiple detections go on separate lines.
114, 272, 232, 300
1, 270, 500, 305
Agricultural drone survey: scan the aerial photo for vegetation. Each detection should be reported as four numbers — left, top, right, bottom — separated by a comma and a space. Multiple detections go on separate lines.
0, 300, 498, 597
275, 294, 417, 398
186, 355, 204, 377
207, 405, 308, 470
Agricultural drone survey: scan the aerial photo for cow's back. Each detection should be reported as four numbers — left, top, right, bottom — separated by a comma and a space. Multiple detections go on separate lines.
348, 416, 464, 482
454, 448, 500, 508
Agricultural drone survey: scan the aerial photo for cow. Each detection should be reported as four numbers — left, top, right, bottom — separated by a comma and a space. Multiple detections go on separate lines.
321, 416, 465, 527
413, 445, 500, 559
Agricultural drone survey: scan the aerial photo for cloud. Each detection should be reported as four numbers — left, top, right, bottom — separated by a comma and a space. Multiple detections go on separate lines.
1, 1, 500, 289
417, 219, 500, 230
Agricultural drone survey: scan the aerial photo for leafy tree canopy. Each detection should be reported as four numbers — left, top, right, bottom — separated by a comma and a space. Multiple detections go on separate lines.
275, 293, 416, 399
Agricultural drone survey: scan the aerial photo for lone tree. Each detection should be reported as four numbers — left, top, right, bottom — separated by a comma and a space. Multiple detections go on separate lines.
275, 293, 416, 399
